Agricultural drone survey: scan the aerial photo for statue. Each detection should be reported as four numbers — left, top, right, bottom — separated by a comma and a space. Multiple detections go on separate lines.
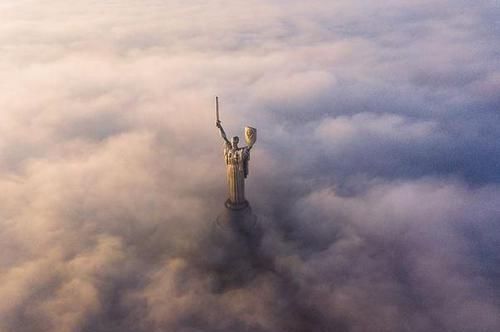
215, 97, 257, 210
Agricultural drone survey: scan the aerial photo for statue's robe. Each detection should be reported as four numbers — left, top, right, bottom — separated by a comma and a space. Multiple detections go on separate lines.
224, 143, 250, 208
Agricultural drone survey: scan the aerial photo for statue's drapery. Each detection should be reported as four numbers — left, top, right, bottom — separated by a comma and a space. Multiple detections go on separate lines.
224, 143, 250, 207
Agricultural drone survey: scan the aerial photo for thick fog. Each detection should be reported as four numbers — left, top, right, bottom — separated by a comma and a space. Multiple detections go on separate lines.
1, 1, 499, 331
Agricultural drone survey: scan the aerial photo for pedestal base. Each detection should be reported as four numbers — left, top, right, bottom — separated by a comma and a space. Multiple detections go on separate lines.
216, 203, 257, 233
224, 199, 249, 211
208, 202, 267, 292
213, 202, 262, 251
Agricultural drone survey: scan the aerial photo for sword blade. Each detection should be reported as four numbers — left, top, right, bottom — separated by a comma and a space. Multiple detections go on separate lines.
215, 96, 220, 122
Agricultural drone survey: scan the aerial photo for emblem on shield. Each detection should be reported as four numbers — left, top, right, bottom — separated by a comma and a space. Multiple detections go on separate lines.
245, 126, 257, 146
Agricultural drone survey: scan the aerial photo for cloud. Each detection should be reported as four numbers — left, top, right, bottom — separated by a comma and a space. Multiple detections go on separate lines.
0, 0, 499, 331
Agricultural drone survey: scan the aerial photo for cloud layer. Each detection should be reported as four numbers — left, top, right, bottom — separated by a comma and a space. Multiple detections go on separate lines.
1, 1, 500, 331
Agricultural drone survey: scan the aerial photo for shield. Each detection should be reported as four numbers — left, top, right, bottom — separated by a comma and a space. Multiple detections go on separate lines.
245, 126, 257, 146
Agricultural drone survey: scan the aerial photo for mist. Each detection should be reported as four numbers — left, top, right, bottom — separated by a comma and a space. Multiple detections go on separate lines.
1, 1, 500, 331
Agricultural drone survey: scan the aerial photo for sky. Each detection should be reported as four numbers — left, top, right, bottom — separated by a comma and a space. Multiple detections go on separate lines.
1, 0, 500, 331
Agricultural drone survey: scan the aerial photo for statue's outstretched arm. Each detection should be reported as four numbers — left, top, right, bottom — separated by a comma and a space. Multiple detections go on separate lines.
216, 121, 230, 144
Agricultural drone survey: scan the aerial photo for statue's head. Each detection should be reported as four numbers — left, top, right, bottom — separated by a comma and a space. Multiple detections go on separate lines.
231, 136, 239, 148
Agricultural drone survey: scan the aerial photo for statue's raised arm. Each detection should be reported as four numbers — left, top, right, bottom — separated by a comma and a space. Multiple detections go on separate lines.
216, 120, 230, 144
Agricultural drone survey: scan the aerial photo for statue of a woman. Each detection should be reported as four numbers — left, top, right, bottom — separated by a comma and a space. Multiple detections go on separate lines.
216, 119, 256, 210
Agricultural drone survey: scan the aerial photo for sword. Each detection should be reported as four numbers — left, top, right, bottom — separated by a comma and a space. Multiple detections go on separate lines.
215, 96, 220, 123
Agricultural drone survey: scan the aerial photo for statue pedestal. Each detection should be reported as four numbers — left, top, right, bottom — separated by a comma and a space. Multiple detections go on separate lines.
213, 202, 262, 252
209, 203, 264, 291
224, 199, 249, 211
216, 202, 258, 234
